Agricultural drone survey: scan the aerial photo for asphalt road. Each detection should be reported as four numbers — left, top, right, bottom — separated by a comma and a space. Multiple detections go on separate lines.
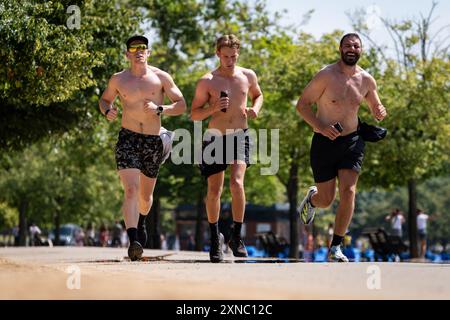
1, 247, 449, 299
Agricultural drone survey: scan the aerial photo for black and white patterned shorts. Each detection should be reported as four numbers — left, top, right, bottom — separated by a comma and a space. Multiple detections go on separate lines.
115, 128, 164, 178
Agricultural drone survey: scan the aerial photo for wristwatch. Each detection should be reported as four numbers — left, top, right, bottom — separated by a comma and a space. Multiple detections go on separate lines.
157, 105, 164, 116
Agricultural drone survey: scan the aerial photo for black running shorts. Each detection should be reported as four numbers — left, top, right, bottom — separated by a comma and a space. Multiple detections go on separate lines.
199, 129, 251, 178
310, 131, 365, 183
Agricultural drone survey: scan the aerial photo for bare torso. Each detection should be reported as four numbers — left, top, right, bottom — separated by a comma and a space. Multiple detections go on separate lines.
115, 66, 165, 135
205, 67, 252, 134
316, 63, 372, 136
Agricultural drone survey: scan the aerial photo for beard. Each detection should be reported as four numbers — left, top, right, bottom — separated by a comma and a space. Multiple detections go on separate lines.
341, 51, 360, 66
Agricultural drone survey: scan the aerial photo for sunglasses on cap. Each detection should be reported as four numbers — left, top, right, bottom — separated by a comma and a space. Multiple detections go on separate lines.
127, 44, 148, 53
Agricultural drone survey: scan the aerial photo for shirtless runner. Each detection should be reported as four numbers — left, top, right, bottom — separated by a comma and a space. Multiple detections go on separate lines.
99, 35, 186, 260
296, 33, 387, 262
191, 34, 263, 262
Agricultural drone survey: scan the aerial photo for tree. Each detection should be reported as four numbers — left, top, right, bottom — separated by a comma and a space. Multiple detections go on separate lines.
349, 1, 450, 258
0, 118, 124, 245
0, 0, 141, 152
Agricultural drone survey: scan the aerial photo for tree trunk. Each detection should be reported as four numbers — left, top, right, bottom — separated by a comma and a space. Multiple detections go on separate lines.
54, 210, 61, 246
147, 197, 161, 249
194, 195, 205, 251
18, 200, 27, 246
287, 161, 299, 259
408, 179, 419, 258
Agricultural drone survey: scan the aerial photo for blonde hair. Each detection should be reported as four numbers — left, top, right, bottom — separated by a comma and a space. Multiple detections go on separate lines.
216, 34, 240, 52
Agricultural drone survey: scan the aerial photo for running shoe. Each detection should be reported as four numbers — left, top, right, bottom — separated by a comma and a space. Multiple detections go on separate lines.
210, 233, 224, 263
128, 241, 143, 261
228, 235, 248, 257
328, 245, 349, 262
298, 186, 318, 225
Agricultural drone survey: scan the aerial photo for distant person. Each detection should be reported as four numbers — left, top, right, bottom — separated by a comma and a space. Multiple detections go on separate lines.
385, 209, 405, 237
99, 223, 109, 247
111, 220, 123, 247
86, 222, 96, 246
160, 234, 168, 250
29, 222, 42, 246
120, 221, 129, 248
417, 209, 430, 258
12, 225, 19, 246
326, 223, 334, 248
74, 228, 85, 246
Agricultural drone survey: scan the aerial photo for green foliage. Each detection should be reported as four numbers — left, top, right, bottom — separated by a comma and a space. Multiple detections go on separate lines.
0, 202, 18, 229
0, 0, 141, 152
350, 6, 450, 189
0, 117, 123, 231
1, 0, 449, 246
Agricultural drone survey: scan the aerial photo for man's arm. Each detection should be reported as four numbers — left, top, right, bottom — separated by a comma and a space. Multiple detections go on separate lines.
296, 70, 340, 140
190, 77, 225, 121
245, 69, 263, 119
99, 74, 119, 121
157, 72, 186, 116
365, 75, 387, 121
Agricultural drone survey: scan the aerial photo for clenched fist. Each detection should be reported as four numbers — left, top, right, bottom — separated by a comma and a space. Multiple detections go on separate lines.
105, 107, 118, 121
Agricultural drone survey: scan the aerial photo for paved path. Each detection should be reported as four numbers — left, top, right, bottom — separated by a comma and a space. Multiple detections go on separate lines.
1, 247, 449, 299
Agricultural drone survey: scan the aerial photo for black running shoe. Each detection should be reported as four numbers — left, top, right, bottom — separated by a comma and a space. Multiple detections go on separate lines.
137, 224, 147, 247
209, 233, 224, 263
128, 241, 143, 261
229, 236, 248, 257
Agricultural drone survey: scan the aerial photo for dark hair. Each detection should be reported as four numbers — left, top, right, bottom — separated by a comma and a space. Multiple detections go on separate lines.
216, 34, 240, 51
340, 33, 362, 47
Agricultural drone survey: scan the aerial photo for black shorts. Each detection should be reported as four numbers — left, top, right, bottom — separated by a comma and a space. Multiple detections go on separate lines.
418, 230, 427, 241
310, 131, 365, 183
115, 128, 164, 178
199, 129, 251, 178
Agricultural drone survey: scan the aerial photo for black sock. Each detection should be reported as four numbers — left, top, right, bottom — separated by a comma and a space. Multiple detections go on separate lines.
331, 234, 344, 247
232, 221, 242, 238
127, 228, 138, 243
138, 213, 147, 228
209, 222, 219, 239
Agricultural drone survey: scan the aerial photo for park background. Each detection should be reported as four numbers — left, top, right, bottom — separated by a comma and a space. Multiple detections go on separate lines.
0, 0, 449, 261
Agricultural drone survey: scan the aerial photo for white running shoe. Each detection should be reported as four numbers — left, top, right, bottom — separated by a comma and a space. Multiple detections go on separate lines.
328, 245, 349, 262
298, 186, 318, 225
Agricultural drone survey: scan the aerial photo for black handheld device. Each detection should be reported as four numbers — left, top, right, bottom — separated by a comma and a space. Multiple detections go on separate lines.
220, 91, 228, 112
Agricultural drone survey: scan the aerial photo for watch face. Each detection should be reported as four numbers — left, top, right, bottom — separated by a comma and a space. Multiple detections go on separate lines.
158, 106, 163, 112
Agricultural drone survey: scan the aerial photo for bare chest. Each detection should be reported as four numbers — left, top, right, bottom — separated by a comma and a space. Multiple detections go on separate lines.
117, 74, 163, 103
322, 74, 367, 106
208, 75, 249, 102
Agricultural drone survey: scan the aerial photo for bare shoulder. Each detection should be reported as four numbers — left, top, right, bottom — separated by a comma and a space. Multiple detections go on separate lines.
108, 70, 128, 87
240, 67, 257, 80
200, 71, 214, 81
313, 64, 334, 82
149, 66, 174, 82
359, 67, 377, 87
196, 72, 214, 87
111, 70, 127, 81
